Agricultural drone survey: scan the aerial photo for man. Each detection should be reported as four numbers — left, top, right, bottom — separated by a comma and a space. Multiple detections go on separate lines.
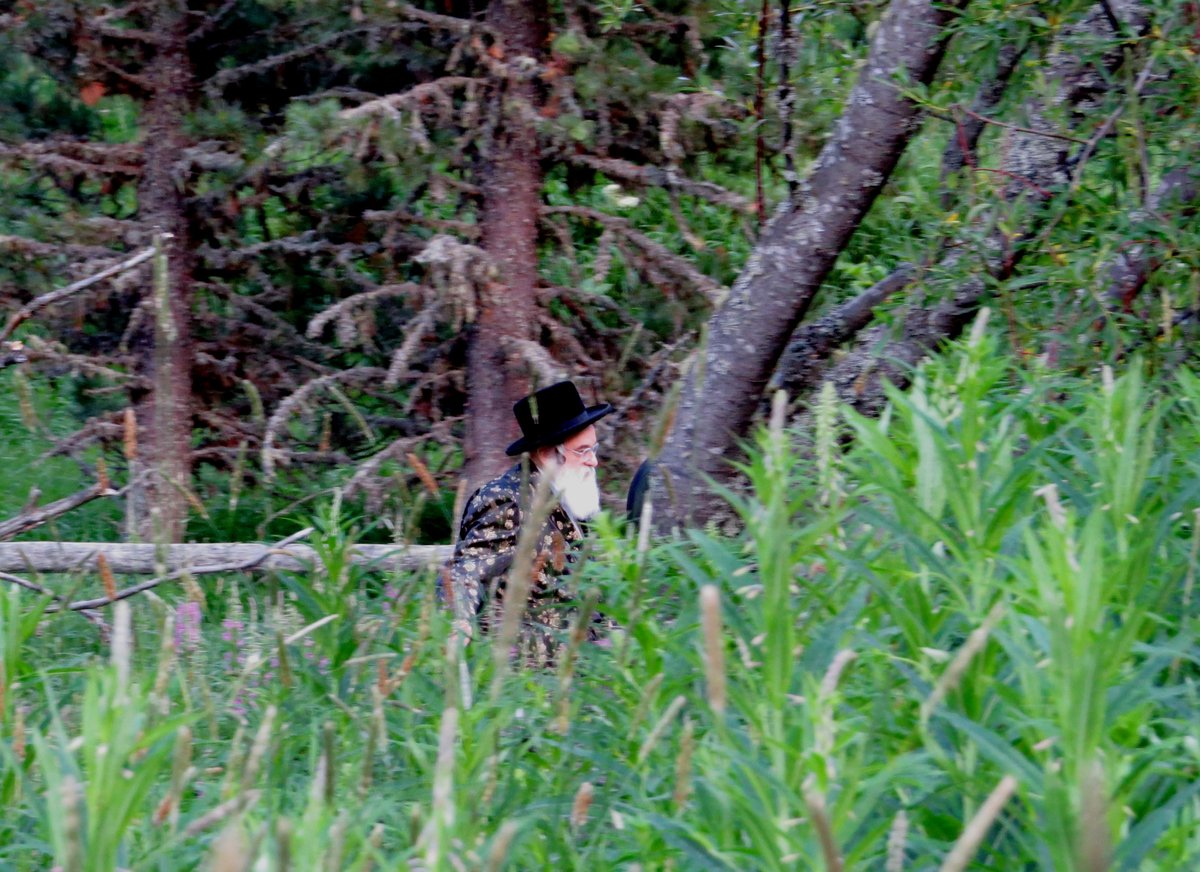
447, 380, 612, 661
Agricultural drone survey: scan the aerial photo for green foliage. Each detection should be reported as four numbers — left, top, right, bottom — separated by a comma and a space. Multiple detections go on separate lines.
1, 327, 1197, 868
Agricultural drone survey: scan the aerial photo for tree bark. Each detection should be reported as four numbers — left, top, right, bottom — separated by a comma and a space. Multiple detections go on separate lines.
1105, 166, 1200, 312
804, 0, 1153, 419
653, 0, 969, 527
464, 0, 549, 488
134, 0, 195, 541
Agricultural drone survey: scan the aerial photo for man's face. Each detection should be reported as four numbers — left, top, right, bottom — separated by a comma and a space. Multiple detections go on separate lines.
559, 425, 599, 472
538, 425, 601, 520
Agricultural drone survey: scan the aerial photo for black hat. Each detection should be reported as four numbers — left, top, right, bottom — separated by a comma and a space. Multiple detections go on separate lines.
506, 381, 613, 456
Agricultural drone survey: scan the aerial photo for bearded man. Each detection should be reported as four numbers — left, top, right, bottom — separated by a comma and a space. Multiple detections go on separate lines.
447, 380, 612, 660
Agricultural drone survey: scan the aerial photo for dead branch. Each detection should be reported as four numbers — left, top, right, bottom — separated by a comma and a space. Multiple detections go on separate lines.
0, 571, 110, 634
339, 76, 482, 121
187, 0, 239, 43
362, 208, 481, 238
40, 412, 126, 461
1, 246, 155, 342
203, 26, 382, 95
306, 283, 420, 340
262, 367, 390, 478
344, 417, 462, 500
386, 306, 438, 387
543, 205, 723, 301
392, 3, 476, 35
508, 336, 568, 385
565, 153, 754, 213
22, 337, 142, 385
0, 234, 125, 262
0, 478, 125, 541
197, 232, 373, 268
0, 140, 144, 177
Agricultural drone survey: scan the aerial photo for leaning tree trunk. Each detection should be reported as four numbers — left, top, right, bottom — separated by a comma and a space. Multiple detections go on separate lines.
133, 0, 195, 541
652, 0, 969, 527
464, 0, 549, 487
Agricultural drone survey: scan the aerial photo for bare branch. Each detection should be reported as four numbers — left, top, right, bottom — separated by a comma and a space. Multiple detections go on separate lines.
307, 283, 420, 340
392, 3, 475, 35
0, 234, 127, 262
261, 367, 390, 478
543, 205, 723, 301
204, 26, 381, 95
339, 76, 482, 121
0, 571, 109, 634
386, 306, 438, 387
565, 153, 754, 213
773, 265, 917, 399
344, 417, 462, 499
0, 476, 128, 541
1, 246, 155, 342
0, 140, 144, 177
362, 208, 481, 238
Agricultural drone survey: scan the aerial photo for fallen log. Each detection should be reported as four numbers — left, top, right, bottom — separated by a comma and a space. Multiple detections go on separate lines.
0, 540, 453, 576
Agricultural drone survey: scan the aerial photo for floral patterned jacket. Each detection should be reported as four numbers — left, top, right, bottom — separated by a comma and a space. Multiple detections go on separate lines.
447, 462, 594, 659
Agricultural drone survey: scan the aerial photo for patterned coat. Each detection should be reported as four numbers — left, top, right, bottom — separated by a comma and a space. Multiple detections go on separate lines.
447, 463, 595, 660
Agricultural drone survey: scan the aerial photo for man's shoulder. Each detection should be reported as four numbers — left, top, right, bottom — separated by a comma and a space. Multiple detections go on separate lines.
469, 463, 526, 508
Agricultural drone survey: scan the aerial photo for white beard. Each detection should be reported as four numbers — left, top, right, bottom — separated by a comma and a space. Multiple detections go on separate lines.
548, 461, 601, 521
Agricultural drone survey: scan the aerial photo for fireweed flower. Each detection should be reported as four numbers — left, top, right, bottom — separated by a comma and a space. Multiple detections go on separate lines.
175, 601, 203, 652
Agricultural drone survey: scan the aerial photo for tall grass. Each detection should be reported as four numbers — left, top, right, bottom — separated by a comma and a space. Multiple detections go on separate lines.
1, 314, 1197, 869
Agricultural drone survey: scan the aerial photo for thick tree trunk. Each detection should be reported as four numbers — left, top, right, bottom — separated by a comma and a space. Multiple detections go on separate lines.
652, 0, 969, 527
464, 0, 549, 488
134, 0, 194, 541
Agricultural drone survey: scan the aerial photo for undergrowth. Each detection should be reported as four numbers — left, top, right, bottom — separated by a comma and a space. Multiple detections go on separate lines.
1, 316, 1197, 869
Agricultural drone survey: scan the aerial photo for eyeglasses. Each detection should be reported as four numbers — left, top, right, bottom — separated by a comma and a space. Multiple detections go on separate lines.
558, 443, 601, 461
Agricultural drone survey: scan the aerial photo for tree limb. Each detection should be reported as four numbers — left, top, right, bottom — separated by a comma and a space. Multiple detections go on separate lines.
261, 367, 390, 478
1, 246, 155, 342
773, 265, 917, 399
565, 153, 754, 213
543, 205, 723, 301
0, 478, 126, 541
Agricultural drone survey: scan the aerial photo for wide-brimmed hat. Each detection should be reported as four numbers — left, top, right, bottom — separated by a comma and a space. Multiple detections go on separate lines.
505, 380, 612, 456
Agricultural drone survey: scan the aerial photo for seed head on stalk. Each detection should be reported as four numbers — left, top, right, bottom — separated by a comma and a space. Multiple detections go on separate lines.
699, 585, 727, 715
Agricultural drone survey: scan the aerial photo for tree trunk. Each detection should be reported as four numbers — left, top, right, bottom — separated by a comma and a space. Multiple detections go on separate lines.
652, 0, 969, 527
134, 0, 195, 542
464, 0, 549, 488
796, 0, 1153, 420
